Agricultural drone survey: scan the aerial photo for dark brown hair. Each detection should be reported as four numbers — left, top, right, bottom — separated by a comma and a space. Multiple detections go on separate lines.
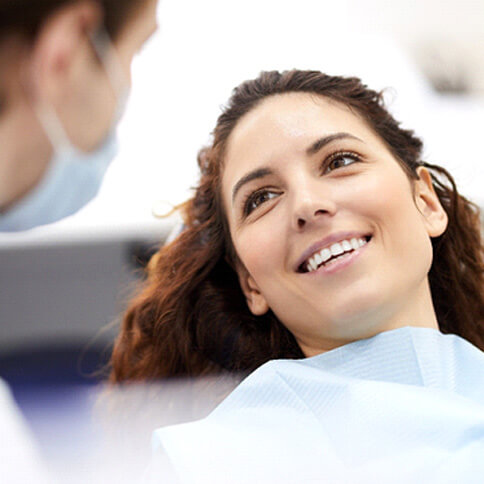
0, 0, 150, 112
110, 70, 484, 382
0, 0, 148, 41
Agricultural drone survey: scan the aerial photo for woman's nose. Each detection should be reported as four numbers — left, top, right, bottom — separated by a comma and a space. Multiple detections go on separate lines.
291, 184, 337, 231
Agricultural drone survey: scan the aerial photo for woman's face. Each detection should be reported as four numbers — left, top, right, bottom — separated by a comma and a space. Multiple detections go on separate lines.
221, 93, 447, 355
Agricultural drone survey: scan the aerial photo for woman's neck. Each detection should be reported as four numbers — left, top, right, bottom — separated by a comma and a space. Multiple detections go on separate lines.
298, 279, 440, 358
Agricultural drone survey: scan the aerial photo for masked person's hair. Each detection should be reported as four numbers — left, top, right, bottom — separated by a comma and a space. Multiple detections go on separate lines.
0, 0, 148, 41
0, 0, 149, 114
110, 70, 484, 383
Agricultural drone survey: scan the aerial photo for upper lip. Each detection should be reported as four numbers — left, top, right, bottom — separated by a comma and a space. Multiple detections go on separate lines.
294, 231, 371, 272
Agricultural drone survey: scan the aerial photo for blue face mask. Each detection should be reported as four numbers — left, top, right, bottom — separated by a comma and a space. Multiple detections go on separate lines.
0, 30, 129, 232
0, 133, 119, 232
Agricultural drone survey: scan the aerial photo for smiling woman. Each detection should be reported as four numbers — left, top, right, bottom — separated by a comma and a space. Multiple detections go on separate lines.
111, 70, 483, 380
110, 70, 484, 483
222, 92, 452, 356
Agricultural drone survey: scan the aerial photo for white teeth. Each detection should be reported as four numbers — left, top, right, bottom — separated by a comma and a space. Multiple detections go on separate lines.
304, 236, 370, 273
321, 248, 331, 263
330, 243, 344, 256
342, 240, 352, 252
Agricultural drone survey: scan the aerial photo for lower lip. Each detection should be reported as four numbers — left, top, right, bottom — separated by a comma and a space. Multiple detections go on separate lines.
305, 240, 370, 276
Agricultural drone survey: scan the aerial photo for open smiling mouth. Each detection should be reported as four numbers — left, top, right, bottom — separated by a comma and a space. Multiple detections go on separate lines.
298, 235, 372, 273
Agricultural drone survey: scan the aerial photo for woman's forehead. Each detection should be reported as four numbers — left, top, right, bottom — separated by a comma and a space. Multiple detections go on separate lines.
222, 92, 381, 178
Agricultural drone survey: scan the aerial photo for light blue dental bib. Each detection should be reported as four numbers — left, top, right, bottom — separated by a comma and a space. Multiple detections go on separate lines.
152, 327, 484, 484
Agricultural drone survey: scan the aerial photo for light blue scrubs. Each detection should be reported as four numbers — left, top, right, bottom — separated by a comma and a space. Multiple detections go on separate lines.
152, 327, 484, 484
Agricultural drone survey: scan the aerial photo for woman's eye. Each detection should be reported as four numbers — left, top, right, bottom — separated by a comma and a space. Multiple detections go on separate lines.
324, 152, 360, 174
244, 190, 279, 216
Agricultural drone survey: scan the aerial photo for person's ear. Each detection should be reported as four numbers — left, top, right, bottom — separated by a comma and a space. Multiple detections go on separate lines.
25, 0, 102, 101
235, 262, 270, 316
415, 166, 448, 237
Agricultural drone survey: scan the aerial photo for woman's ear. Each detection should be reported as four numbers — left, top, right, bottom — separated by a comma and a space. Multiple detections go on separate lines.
235, 261, 270, 316
415, 166, 448, 237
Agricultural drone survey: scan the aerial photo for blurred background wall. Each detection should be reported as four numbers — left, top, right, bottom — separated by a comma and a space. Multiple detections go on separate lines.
352, 0, 484, 95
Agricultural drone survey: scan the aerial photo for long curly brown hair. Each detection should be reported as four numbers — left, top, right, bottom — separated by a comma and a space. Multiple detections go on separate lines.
110, 70, 484, 382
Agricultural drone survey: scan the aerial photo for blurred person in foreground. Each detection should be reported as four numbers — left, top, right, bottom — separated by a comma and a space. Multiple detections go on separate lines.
0, 0, 158, 232
0, 0, 158, 481
110, 70, 484, 483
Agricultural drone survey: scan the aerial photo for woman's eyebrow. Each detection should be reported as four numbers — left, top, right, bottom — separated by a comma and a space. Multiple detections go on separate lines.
306, 132, 363, 155
232, 167, 273, 203
231, 133, 363, 203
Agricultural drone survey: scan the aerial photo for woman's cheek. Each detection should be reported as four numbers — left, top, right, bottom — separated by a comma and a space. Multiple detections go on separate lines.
236, 221, 283, 276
